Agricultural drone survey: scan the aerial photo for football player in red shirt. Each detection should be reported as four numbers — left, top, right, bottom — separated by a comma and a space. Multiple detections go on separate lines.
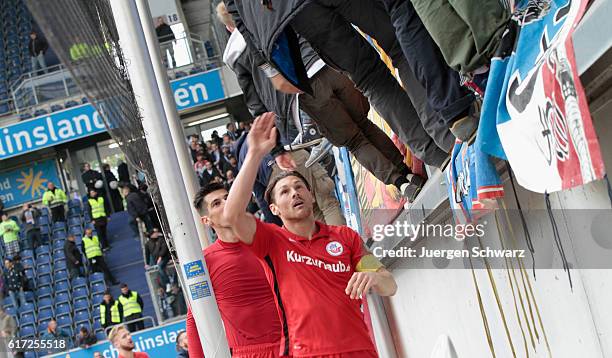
186, 182, 284, 358
222, 112, 398, 357
108, 325, 149, 358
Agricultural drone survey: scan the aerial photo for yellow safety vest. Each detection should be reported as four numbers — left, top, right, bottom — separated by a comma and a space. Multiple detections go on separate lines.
82, 235, 103, 259
42, 189, 67, 207
118, 292, 142, 316
100, 301, 121, 325
88, 197, 106, 219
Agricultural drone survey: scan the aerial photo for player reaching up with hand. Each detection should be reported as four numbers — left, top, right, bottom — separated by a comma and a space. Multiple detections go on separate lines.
221, 112, 397, 357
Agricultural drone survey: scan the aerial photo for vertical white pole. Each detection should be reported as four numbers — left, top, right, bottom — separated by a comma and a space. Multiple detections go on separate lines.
133, 0, 211, 248
108, 1, 230, 356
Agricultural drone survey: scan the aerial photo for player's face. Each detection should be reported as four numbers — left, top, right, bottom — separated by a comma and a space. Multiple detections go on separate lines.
116, 329, 134, 350
202, 189, 231, 229
270, 177, 314, 220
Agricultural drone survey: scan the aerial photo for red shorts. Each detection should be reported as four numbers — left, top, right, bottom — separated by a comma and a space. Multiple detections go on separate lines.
232, 342, 282, 358
301, 351, 378, 358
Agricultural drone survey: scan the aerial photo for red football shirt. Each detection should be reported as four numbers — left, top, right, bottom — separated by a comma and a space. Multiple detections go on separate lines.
186, 239, 282, 356
118, 352, 149, 358
247, 219, 377, 357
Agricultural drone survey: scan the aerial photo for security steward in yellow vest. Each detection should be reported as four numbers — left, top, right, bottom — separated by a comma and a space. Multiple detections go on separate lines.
82, 228, 118, 286
100, 291, 123, 329
118, 283, 145, 332
87, 189, 110, 250
42, 182, 67, 223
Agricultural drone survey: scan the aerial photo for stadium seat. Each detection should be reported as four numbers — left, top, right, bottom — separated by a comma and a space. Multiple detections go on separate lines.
38, 322, 49, 335
37, 286, 53, 301
18, 303, 35, 317
72, 277, 88, 291
68, 216, 82, 227
91, 281, 106, 295
39, 215, 50, 227
40, 207, 50, 217
89, 272, 105, 285
38, 298, 53, 311
38, 307, 54, 323
19, 324, 36, 338
59, 325, 74, 338
55, 292, 71, 306
54, 270, 69, 282
37, 265, 52, 284
74, 287, 89, 301
53, 221, 66, 231
19, 312, 36, 326
53, 249, 66, 260
55, 303, 72, 321
93, 319, 102, 332
55, 280, 70, 295
37, 255, 51, 265
5, 306, 17, 318
96, 331, 107, 341
68, 199, 82, 209
33, 108, 48, 116
74, 310, 91, 327
74, 296, 89, 311
24, 351, 38, 358
92, 293, 104, 306
55, 259, 67, 271
64, 100, 78, 108
57, 315, 72, 328
35, 245, 50, 255
53, 230, 67, 240
22, 257, 34, 268
21, 249, 34, 259
50, 104, 63, 112
24, 290, 35, 304
68, 207, 83, 218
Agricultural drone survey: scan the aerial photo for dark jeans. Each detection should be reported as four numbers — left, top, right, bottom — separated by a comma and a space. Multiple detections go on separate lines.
128, 216, 139, 237
125, 313, 144, 332
300, 66, 408, 185
51, 205, 65, 223
68, 266, 82, 280
89, 256, 116, 285
382, 0, 475, 125
290, 0, 448, 167
24, 229, 41, 250
93, 216, 109, 249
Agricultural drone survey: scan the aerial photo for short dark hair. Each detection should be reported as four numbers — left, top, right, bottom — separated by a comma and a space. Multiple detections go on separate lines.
193, 182, 227, 212
264, 171, 311, 204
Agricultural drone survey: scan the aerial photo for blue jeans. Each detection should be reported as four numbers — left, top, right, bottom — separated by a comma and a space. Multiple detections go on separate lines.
31, 54, 47, 73
9, 289, 26, 308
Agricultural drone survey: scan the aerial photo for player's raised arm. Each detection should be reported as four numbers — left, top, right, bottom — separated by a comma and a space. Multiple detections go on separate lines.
222, 112, 277, 244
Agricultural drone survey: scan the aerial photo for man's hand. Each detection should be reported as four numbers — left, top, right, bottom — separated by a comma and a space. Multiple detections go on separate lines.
247, 113, 277, 156
345, 272, 380, 299
275, 152, 297, 171
269, 74, 303, 94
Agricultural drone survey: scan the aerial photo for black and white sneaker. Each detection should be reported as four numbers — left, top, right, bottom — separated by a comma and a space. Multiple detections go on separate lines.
305, 138, 333, 168
399, 174, 426, 202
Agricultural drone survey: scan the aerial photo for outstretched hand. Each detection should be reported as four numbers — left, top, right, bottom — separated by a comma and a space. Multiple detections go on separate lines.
247, 112, 277, 156
275, 152, 297, 171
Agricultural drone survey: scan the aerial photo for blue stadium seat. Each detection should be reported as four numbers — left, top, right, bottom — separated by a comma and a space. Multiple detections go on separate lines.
19, 312, 36, 326
38, 322, 49, 335
93, 319, 102, 332
55, 303, 72, 321
91, 281, 106, 295
95, 331, 106, 341
19, 324, 36, 338
55, 292, 71, 306
53, 230, 67, 240
53, 221, 66, 232
24, 290, 35, 304
55, 280, 70, 295
18, 303, 35, 317
38, 298, 53, 311
53, 249, 66, 260
35, 245, 50, 255
37, 265, 52, 284
74, 310, 91, 327
74, 287, 89, 300
57, 315, 72, 327
55, 259, 67, 271
50, 104, 63, 112
74, 296, 89, 311
69, 226, 83, 238
68, 199, 82, 209
38, 307, 54, 323
21, 249, 34, 259
24, 350, 38, 358
72, 277, 88, 291
68, 216, 82, 227
54, 270, 69, 282
33, 108, 48, 116
19, 112, 33, 120
37, 286, 53, 301
22, 257, 34, 268
59, 325, 74, 338
92, 293, 104, 306
36, 255, 51, 265
89, 272, 105, 285
5, 306, 17, 318
64, 100, 78, 108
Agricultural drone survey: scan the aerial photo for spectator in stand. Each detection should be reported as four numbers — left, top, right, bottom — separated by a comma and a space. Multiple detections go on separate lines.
123, 184, 154, 234
100, 291, 123, 330
155, 17, 176, 68
42, 182, 67, 223
12, 255, 30, 293
64, 234, 84, 279
193, 152, 207, 178
224, 156, 238, 176
118, 161, 130, 184
209, 142, 222, 166
20, 204, 41, 250
94, 352, 103, 358
226, 122, 239, 140
188, 135, 202, 162
118, 284, 145, 332
222, 134, 234, 148
220, 145, 233, 167
0, 214, 21, 258
170, 284, 187, 317
86, 189, 110, 251
176, 331, 189, 358
4, 259, 26, 308
157, 287, 174, 320
109, 325, 149, 358
77, 326, 98, 349
199, 161, 224, 187
224, 170, 236, 189
28, 30, 49, 74
137, 183, 161, 231
144, 228, 170, 289
0, 306, 17, 339
82, 163, 104, 192
211, 131, 223, 148
82, 228, 118, 285
41, 319, 72, 353
103, 164, 124, 213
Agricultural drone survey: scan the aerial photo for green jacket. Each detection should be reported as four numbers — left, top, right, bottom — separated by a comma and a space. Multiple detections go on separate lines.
42, 188, 67, 207
0, 220, 20, 243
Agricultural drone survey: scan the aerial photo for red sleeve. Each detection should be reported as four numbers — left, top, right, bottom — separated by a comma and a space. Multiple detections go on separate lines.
186, 307, 205, 358
244, 219, 277, 258
346, 227, 367, 268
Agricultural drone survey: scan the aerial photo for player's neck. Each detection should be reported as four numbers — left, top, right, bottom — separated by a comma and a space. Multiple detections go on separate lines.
118, 349, 134, 358
216, 227, 240, 243
284, 216, 317, 240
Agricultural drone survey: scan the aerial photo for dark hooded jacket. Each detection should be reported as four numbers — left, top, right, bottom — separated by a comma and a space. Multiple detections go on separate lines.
224, 0, 313, 93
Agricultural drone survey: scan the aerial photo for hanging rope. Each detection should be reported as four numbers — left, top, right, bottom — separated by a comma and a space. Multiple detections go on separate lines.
506, 162, 536, 277
544, 192, 573, 289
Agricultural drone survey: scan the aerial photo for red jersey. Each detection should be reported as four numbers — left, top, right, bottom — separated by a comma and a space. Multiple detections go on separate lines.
247, 220, 377, 357
186, 239, 282, 357
118, 352, 149, 358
